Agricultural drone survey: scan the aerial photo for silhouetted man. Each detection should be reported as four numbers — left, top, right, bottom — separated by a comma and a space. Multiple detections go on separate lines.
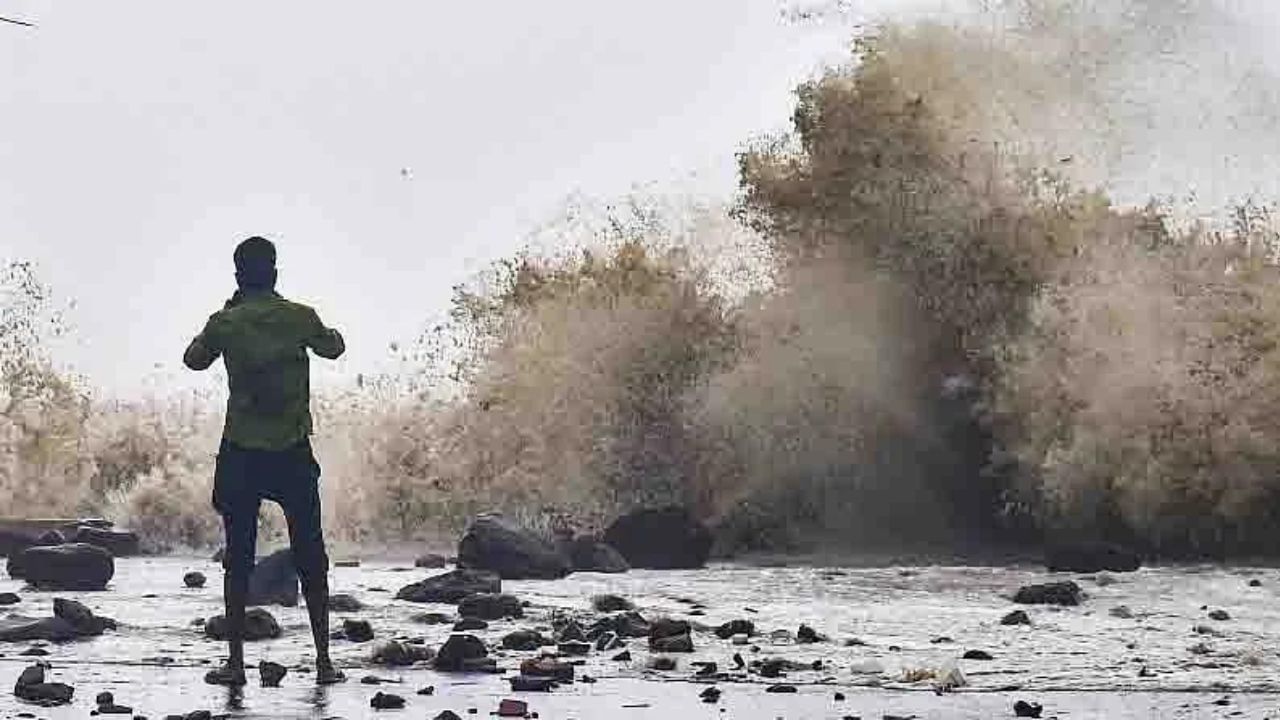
184, 236, 347, 686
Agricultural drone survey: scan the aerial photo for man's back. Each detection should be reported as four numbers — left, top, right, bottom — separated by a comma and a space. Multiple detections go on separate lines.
185, 291, 344, 450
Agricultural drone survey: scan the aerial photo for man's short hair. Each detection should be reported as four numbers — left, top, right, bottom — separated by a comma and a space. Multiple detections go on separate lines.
234, 236, 277, 288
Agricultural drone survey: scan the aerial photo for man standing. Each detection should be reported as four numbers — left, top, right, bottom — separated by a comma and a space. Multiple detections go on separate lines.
184, 236, 347, 686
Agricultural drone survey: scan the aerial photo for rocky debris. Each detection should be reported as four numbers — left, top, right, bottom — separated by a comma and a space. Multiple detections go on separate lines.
603, 506, 712, 569
566, 536, 629, 574
589, 611, 650, 639
556, 619, 587, 642
1208, 609, 1231, 621
415, 553, 450, 569
258, 660, 287, 687
766, 684, 798, 693
962, 649, 993, 660
1001, 610, 1032, 626
649, 656, 677, 671
700, 686, 722, 703
457, 514, 572, 580
203, 608, 282, 641
397, 569, 502, 604
592, 594, 633, 613
329, 593, 364, 613
164, 710, 214, 720
715, 619, 754, 639
497, 698, 529, 717
520, 657, 574, 682
649, 618, 691, 640
1249, 578, 1262, 587
595, 631, 623, 651
434, 712, 463, 720
612, 650, 632, 661
371, 639, 434, 667
341, 619, 374, 642
796, 624, 825, 643
247, 549, 299, 607
13, 662, 74, 706
458, 592, 524, 620
1045, 541, 1139, 573
370, 691, 406, 710
455, 618, 488, 631
0, 592, 18, 605
0, 598, 117, 642
8, 543, 114, 590
1014, 699, 1044, 718
558, 640, 591, 655
650, 633, 693, 653
510, 675, 557, 692
411, 612, 454, 625
94, 690, 134, 714
434, 634, 495, 672
1013, 581, 1083, 606
69, 526, 140, 557
183, 571, 207, 589
755, 657, 787, 678
1110, 605, 1134, 619
418, 686, 436, 695
503, 630, 550, 651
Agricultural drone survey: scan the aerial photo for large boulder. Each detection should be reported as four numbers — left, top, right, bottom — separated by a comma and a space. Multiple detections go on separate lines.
8, 544, 114, 590
567, 536, 629, 574
68, 526, 141, 557
458, 593, 523, 620
13, 662, 74, 706
433, 633, 495, 672
1, 597, 119, 642
1013, 581, 1084, 606
203, 608, 282, 641
1045, 542, 1140, 573
247, 549, 299, 607
396, 569, 501, 604
457, 515, 572, 580
604, 507, 712, 569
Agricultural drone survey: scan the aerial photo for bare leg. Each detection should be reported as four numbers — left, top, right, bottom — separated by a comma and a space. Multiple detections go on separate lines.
285, 474, 344, 684
207, 511, 254, 686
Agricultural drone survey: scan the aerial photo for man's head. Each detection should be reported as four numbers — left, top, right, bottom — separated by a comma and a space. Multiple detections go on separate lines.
233, 236, 277, 291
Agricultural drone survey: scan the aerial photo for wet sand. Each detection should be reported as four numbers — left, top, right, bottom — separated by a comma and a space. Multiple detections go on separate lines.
4, 556, 1280, 718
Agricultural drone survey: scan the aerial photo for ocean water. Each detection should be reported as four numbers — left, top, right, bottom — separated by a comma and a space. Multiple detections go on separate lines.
2, 556, 1279, 719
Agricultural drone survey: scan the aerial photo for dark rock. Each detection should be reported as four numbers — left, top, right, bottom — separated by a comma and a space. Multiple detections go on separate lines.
69, 526, 140, 557
649, 618, 691, 640
612, 650, 632, 661
566, 536, 629, 574
556, 619, 586, 642
595, 631, 623, 651
700, 687, 722, 703
342, 619, 374, 642
1001, 610, 1031, 625
558, 640, 591, 656
54, 598, 115, 635
502, 630, 549, 651
458, 593, 523, 620
418, 686, 436, 695
796, 624, 825, 643
371, 640, 433, 667
0, 592, 20, 605
591, 594, 633, 613
247, 549, 299, 607
203, 608, 282, 641
649, 656, 677, 671
396, 569, 502, 604
520, 657, 574, 682
334, 559, 360, 568
411, 612, 453, 625
258, 660, 287, 687
588, 611, 650, 639
1013, 581, 1083, 606
650, 633, 693, 653
183, 571, 206, 589
604, 506, 712, 569
9, 544, 114, 590
963, 649, 994, 660
454, 618, 488, 631
434, 712, 463, 720
1249, 578, 1262, 587
415, 553, 449, 569
434, 634, 489, 672
96, 690, 114, 705
457, 514, 571, 580
370, 691, 405, 710
0, 599, 115, 642
1045, 542, 1139, 573
1014, 700, 1044, 718
98, 702, 133, 714
766, 684, 797, 693
329, 593, 363, 613
35, 530, 65, 546
13, 662, 74, 706
715, 619, 754, 639
1208, 609, 1231, 621
497, 699, 528, 718
510, 675, 556, 692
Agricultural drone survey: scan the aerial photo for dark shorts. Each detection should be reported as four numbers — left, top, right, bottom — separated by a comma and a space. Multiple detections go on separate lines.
213, 438, 328, 581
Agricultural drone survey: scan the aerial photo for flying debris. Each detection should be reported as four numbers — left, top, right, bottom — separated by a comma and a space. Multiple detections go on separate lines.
0, 15, 35, 27
400, 167, 413, 180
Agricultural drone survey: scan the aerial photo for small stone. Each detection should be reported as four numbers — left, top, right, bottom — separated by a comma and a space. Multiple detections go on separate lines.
454, 618, 489, 632
370, 691, 405, 710
433, 712, 463, 720
0, 592, 20, 605
259, 661, 287, 688
183, 572, 206, 589
342, 619, 375, 642
502, 630, 549, 651
509, 675, 556, 692
1001, 610, 1031, 626
650, 656, 677, 671
592, 594, 633, 612
96, 691, 114, 706
962, 649, 993, 660
1014, 700, 1043, 718
611, 650, 632, 662
329, 594, 364, 613
1249, 579, 1262, 587
417, 686, 436, 695
1110, 605, 1134, 619
796, 625, 824, 643
497, 699, 528, 717
1208, 609, 1231, 621
649, 632, 693, 653
766, 684, 797, 693
700, 687, 722, 703
834, 691, 846, 701
558, 640, 591, 656
334, 559, 360, 568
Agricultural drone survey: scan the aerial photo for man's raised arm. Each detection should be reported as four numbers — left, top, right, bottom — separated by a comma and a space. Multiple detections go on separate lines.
184, 317, 221, 370
306, 309, 345, 360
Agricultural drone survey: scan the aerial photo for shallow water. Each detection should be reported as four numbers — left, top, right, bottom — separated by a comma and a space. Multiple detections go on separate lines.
2, 556, 1280, 718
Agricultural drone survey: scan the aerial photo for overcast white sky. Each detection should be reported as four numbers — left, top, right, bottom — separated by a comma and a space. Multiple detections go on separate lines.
3, 1, 1280, 397
0, 1, 871, 395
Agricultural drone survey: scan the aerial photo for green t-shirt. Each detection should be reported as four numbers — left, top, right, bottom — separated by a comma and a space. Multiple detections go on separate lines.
184, 291, 344, 450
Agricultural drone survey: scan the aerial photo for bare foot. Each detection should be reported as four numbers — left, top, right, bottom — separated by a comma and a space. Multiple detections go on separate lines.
204, 662, 247, 687
315, 660, 346, 685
